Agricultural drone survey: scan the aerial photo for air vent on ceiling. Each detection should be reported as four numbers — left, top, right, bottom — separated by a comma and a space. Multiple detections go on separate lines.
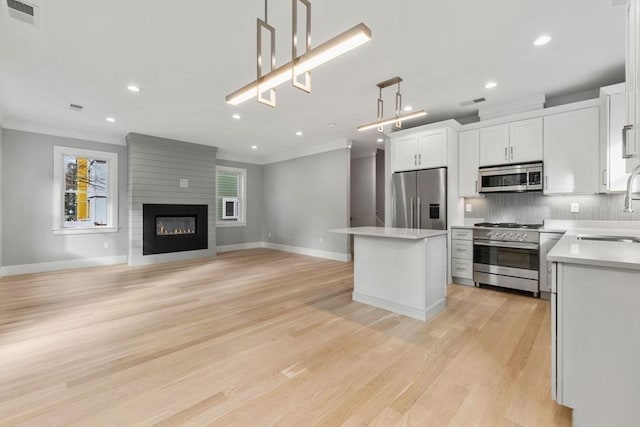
69, 104, 84, 112
459, 97, 486, 108
4, 0, 39, 27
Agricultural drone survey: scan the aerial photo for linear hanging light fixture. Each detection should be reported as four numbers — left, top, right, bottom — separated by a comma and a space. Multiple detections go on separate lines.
226, 0, 372, 107
357, 76, 427, 132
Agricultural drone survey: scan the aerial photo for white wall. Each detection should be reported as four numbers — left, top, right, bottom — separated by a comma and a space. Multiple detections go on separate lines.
262, 148, 350, 259
350, 154, 376, 227
1, 129, 128, 272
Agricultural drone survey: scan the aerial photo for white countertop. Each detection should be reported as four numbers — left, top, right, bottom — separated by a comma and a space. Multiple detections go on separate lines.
331, 227, 448, 240
547, 228, 640, 270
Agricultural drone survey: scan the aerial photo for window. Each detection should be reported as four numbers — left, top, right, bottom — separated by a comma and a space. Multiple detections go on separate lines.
53, 146, 118, 234
216, 166, 246, 226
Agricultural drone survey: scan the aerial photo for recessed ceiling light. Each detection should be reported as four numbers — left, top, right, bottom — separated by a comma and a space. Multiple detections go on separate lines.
251, 145, 258, 150
403, 105, 413, 112
328, 122, 337, 127
232, 113, 241, 120
533, 35, 552, 46
295, 131, 303, 136
127, 85, 140, 92
105, 117, 116, 123
377, 138, 384, 143
484, 81, 497, 89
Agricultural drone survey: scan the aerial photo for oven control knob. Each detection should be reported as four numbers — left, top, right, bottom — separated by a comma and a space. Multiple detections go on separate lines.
508, 233, 514, 239
523, 233, 528, 239
486, 232, 492, 237
501, 233, 507, 238
515, 233, 521, 240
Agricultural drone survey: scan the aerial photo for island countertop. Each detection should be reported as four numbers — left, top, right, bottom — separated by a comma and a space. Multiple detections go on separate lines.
331, 226, 448, 240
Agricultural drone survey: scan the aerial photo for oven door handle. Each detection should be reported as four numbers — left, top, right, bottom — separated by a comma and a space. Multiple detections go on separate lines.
473, 240, 539, 250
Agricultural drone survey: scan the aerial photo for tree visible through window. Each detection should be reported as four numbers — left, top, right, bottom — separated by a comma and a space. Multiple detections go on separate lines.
53, 146, 118, 234
64, 156, 108, 226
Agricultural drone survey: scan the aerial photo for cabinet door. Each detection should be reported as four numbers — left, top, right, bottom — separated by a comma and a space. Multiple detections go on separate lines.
479, 124, 509, 166
458, 129, 480, 197
539, 233, 562, 293
392, 134, 419, 172
625, 0, 640, 170
417, 129, 448, 169
509, 117, 543, 163
543, 107, 600, 194
606, 91, 638, 191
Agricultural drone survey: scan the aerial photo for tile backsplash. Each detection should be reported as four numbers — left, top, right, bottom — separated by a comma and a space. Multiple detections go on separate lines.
464, 192, 640, 224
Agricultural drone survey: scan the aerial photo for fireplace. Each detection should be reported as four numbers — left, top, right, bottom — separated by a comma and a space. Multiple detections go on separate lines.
143, 204, 208, 255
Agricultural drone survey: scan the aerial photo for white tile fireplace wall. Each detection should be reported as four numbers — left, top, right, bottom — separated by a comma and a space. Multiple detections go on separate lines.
127, 133, 217, 266
464, 193, 640, 224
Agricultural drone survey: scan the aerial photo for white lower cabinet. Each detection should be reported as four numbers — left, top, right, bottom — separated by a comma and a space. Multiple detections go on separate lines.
553, 262, 640, 426
451, 227, 473, 281
539, 232, 562, 294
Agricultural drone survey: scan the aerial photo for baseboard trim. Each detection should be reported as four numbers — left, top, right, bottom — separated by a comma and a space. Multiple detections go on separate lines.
216, 242, 263, 253
0, 255, 127, 277
261, 242, 351, 262
352, 292, 446, 322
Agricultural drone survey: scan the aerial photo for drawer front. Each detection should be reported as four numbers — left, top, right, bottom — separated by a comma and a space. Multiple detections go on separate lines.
452, 258, 473, 279
452, 228, 473, 241
452, 240, 473, 259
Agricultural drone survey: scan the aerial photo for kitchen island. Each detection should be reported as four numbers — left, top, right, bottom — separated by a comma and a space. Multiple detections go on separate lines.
332, 227, 448, 321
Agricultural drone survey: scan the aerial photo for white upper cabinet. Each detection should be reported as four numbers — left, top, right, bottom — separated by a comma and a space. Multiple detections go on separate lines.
543, 106, 600, 194
458, 129, 480, 197
418, 129, 448, 169
479, 124, 509, 166
479, 118, 542, 166
600, 85, 638, 193
393, 134, 420, 172
624, 0, 640, 171
392, 129, 448, 172
509, 117, 543, 163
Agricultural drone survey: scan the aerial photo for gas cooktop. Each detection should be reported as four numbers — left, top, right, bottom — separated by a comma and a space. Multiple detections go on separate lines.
474, 222, 543, 230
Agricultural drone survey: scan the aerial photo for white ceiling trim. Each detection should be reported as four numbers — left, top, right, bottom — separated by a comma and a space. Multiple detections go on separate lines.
216, 150, 264, 165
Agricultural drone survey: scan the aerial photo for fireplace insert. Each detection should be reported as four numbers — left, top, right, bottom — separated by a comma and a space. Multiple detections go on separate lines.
143, 204, 207, 255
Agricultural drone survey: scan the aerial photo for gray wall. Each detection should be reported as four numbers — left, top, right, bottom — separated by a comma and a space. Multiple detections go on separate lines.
0, 126, 3, 268
1, 129, 128, 266
464, 192, 640, 223
262, 148, 350, 255
127, 133, 217, 265
375, 149, 385, 226
215, 159, 263, 246
350, 154, 376, 227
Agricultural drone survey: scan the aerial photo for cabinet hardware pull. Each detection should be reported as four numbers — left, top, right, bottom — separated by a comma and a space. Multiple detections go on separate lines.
475, 180, 478, 193
417, 197, 421, 229
510, 146, 514, 161
602, 169, 608, 186
504, 147, 508, 161
622, 125, 634, 159
418, 153, 421, 165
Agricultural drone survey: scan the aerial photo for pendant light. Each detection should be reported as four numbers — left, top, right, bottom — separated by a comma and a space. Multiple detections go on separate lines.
226, 0, 372, 107
357, 77, 427, 132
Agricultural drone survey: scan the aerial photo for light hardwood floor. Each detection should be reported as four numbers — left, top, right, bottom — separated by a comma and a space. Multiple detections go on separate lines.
0, 249, 571, 426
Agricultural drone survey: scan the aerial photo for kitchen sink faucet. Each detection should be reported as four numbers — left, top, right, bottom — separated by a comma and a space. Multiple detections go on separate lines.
624, 164, 640, 212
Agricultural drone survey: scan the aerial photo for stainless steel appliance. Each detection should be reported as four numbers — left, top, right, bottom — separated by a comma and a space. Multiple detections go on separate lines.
392, 167, 447, 230
479, 162, 543, 193
473, 222, 542, 296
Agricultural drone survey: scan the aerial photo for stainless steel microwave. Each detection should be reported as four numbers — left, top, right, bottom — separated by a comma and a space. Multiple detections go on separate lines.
478, 162, 543, 193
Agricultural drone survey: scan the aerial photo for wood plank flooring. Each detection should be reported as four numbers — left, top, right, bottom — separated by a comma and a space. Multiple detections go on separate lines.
0, 249, 572, 426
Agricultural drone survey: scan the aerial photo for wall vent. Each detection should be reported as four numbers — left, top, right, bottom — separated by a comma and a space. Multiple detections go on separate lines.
69, 104, 84, 112
4, 0, 39, 27
459, 97, 486, 108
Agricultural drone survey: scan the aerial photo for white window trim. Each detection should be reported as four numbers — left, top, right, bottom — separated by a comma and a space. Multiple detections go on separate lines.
52, 146, 119, 235
216, 165, 246, 227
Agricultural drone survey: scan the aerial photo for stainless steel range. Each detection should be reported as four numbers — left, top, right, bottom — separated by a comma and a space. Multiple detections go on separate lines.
473, 222, 542, 297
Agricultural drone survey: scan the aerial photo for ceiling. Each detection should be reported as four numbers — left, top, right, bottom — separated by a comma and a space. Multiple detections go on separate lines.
0, 0, 626, 163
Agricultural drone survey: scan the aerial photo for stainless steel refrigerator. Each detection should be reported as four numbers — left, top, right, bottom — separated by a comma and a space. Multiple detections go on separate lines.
392, 167, 447, 230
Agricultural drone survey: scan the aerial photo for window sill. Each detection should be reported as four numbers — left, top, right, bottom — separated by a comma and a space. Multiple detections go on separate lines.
216, 222, 247, 228
53, 227, 120, 235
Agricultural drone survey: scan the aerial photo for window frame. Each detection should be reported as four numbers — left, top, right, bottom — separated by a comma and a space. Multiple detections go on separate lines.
216, 165, 246, 227
52, 146, 119, 235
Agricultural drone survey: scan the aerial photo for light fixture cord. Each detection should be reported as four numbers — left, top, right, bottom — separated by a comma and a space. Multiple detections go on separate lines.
264, 0, 268, 23
395, 81, 402, 128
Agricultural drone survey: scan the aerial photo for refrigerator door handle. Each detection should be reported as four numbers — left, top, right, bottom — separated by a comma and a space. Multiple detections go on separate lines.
417, 197, 421, 229
410, 197, 415, 229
